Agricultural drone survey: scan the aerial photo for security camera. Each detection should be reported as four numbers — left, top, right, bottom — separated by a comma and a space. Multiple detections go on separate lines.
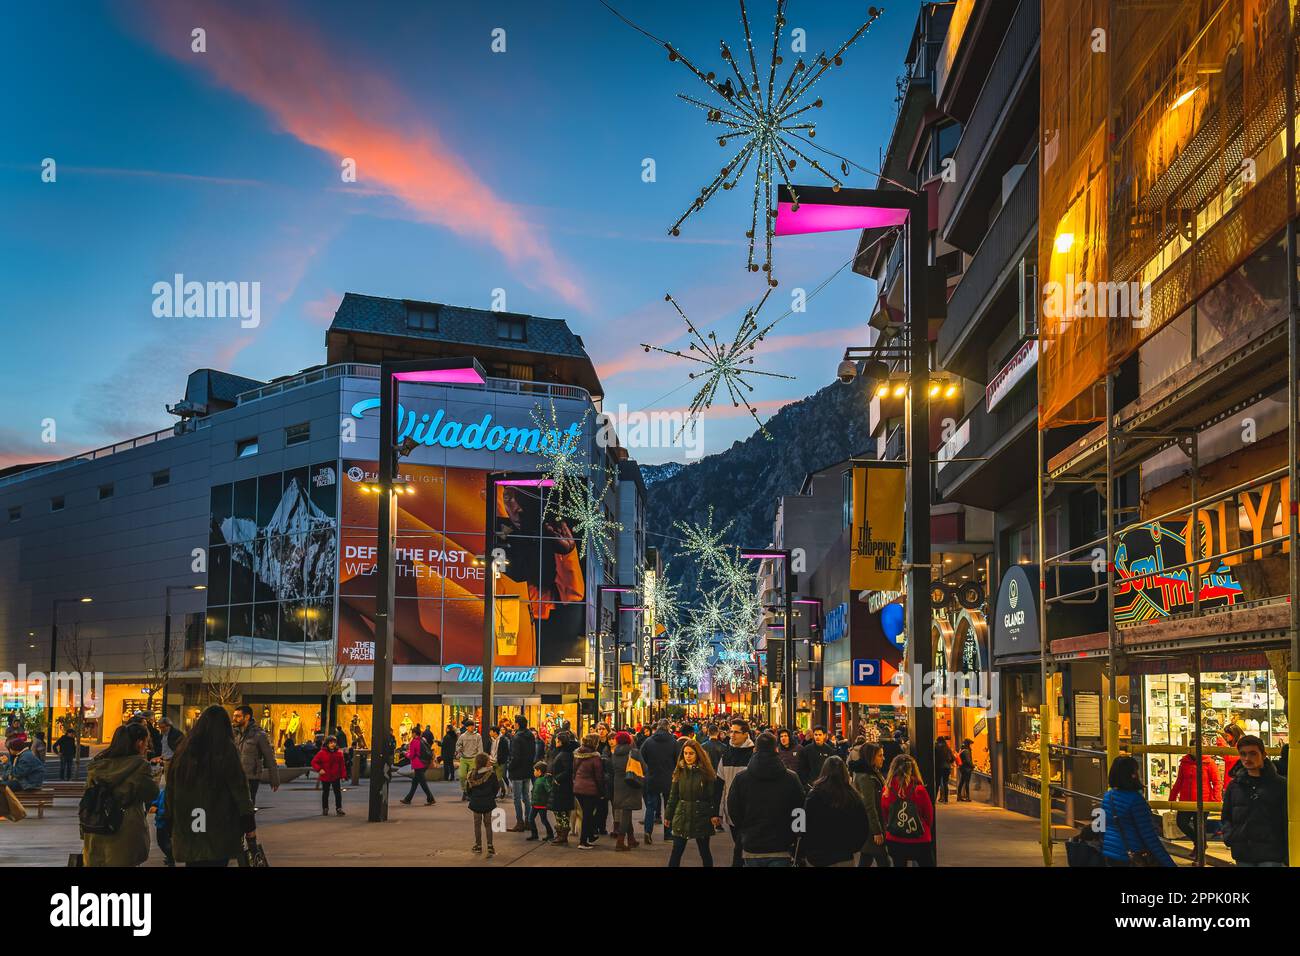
836, 359, 858, 384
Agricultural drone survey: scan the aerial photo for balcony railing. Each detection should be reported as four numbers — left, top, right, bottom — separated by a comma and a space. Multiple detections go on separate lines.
938, 158, 1038, 373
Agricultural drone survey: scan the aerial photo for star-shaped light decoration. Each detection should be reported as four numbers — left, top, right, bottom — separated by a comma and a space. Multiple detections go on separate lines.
563, 469, 623, 567
643, 288, 794, 439
662, 1, 885, 282
529, 399, 593, 521
674, 506, 735, 577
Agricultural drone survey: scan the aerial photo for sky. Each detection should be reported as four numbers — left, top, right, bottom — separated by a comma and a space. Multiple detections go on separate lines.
0, 0, 916, 466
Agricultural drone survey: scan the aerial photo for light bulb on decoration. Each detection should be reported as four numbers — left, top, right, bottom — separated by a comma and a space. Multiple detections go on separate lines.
1053, 232, 1075, 255
892, 383, 906, 398
944, 383, 960, 399
875, 383, 889, 399
928, 382, 941, 398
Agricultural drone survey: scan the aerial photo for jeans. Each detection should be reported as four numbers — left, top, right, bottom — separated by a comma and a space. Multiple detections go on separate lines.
668, 836, 713, 867
742, 856, 792, 867
321, 779, 342, 811
1175, 811, 1208, 851
644, 787, 667, 835
576, 795, 600, 844
595, 797, 609, 834
528, 806, 554, 839
887, 842, 934, 867
957, 768, 973, 800
59, 755, 74, 781
404, 768, 434, 802
937, 769, 951, 801
248, 780, 260, 809
512, 777, 532, 823
443, 759, 455, 781
472, 811, 494, 848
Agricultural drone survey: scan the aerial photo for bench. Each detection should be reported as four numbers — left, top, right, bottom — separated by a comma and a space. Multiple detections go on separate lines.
2, 787, 54, 819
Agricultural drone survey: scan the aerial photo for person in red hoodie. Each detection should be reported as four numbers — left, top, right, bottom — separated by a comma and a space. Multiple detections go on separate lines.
1169, 743, 1222, 854
311, 735, 348, 817
880, 753, 935, 867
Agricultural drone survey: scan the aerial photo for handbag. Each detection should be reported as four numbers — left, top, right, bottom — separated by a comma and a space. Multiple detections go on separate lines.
238, 835, 270, 868
624, 754, 645, 788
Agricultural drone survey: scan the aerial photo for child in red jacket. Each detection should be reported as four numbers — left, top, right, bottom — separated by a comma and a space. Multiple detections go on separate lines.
880, 754, 935, 867
312, 735, 348, 816
1169, 750, 1221, 852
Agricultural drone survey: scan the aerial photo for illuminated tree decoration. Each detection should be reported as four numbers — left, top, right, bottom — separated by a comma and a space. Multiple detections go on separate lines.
563, 469, 623, 567
643, 288, 793, 439
661, 0, 884, 282
529, 399, 593, 521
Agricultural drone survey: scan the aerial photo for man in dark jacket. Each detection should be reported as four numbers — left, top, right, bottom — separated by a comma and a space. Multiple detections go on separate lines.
640, 719, 677, 844
1221, 735, 1287, 866
54, 729, 77, 780
702, 725, 725, 771
232, 704, 279, 810
796, 726, 836, 789
508, 716, 537, 831
727, 732, 804, 867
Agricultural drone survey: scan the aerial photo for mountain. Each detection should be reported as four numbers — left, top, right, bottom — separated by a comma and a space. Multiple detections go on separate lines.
642, 375, 876, 601
640, 462, 685, 485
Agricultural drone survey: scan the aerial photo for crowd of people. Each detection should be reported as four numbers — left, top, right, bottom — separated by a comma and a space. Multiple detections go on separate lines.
2, 706, 1289, 869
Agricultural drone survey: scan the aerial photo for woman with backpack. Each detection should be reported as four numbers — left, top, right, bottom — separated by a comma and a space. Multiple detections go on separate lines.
166, 705, 257, 867
81, 722, 159, 867
848, 741, 890, 867
400, 725, 436, 806
608, 731, 645, 851
798, 756, 869, 866
549, 731, 578, 846
880, 753, 934, 867
312, 735, 348, 816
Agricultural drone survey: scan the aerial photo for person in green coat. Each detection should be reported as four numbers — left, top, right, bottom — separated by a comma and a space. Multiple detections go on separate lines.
848, 741, 890, 867
166, 705, 257, 867
82, 722, 160, 867
665, 738, 722, 867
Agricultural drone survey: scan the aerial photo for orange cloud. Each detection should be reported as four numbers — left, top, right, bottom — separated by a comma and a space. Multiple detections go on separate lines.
130, 2, 587, 309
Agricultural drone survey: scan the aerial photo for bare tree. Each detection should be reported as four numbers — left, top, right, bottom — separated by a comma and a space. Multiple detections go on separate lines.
203, 644, 244, 708
60, 623, 94, 777
317, 655, 356, 740
142, 628, 180, 719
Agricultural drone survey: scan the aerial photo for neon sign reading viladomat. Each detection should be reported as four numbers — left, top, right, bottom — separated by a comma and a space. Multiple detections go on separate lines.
443, 663, 539, 683
350, 398, 581, 455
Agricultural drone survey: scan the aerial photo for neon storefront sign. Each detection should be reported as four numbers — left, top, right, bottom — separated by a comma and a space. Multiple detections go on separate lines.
350, 398, 581, 455
443, 664, 539, 683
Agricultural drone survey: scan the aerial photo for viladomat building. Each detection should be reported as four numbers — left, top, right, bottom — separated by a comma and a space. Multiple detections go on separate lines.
0, 294, 646, 748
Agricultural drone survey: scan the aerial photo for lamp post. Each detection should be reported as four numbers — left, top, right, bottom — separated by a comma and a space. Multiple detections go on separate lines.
162, 585, 205, 722
47, 595, 92, 743
775, 183, 935, 800
365, 357, 486, 823
595, 584, 634, 731
740, 548, 793, 730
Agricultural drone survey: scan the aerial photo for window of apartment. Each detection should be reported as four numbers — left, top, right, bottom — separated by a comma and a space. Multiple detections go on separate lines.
236, 437, 259, 458
406, 305, 439, 332
50, 496, 65, 512
497, 315, 526, 342
7, 506, 21, 522
152, 469, 170, 488
285, 423, 311, 446
98, 483, 114, 500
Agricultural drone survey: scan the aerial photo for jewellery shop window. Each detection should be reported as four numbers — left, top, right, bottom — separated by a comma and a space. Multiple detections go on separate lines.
1139, 669, 1289, 801
1006, 671, 1064, 795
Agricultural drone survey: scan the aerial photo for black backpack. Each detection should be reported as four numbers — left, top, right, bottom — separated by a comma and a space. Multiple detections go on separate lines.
886, 791, 923, 840
418, 737, 432, 764
78, 781, 125, 836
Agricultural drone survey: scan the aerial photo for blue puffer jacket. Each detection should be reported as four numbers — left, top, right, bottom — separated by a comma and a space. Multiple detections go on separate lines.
1100, 789, 1175, 866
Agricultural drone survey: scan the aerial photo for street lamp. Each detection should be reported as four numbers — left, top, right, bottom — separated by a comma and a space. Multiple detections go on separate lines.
367, 356, 486, 823
47, 595, 93, 742
595, 584, 635, 731
739, 548, 793, 730
775, 183, 935, 800
162, 585, 205, 721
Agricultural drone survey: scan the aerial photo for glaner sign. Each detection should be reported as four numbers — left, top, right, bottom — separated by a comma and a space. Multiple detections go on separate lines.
993, 564, 1039, 658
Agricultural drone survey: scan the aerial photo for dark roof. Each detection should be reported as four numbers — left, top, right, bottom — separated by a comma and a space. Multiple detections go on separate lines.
328, 293, 589, 360
194, 369, 266, 404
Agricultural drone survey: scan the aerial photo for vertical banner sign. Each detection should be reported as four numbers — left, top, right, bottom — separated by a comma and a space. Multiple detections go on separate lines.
850, 465, 905, 591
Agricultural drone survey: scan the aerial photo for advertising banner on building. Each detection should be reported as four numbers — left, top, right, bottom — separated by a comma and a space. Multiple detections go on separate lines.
337, 461, 587, 668
850, 464, 905, 592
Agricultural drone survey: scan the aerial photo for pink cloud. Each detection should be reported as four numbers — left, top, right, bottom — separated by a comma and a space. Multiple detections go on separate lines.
129, 2, 587, 310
